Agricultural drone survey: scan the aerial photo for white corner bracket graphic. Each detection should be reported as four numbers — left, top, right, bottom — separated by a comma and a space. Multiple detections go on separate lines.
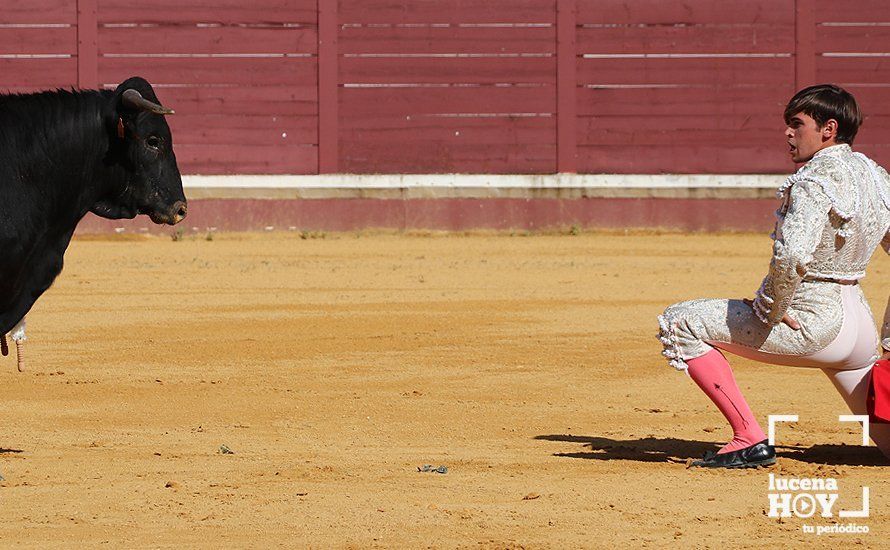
838, 414, 871, 446
839, 486, 870, 518
768, 414, 799, 446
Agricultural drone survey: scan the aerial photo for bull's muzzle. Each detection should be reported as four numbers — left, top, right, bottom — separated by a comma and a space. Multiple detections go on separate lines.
173, 201, 188, 224
150, 200, 188, 225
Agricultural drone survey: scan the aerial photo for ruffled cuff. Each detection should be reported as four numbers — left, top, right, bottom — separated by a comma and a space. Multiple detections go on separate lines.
657, 314, 688, 371
752, 282, 774, 325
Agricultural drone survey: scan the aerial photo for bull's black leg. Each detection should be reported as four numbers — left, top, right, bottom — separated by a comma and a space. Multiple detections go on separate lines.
0, 232, 69, 373
0, 251, 62, 334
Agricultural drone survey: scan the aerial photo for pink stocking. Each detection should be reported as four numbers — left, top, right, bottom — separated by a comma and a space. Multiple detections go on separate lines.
687, 349, 767, 454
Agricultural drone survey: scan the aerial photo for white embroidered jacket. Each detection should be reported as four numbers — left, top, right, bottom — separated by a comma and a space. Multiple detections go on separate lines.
752, 144, 890, 348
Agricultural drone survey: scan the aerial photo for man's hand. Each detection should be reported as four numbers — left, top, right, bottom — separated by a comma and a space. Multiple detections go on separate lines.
742, 298, 801, 331
781, 313, 801, 331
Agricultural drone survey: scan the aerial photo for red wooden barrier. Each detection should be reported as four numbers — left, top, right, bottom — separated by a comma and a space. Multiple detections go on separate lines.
338, 0, 557, 174
0, 1, 77, 93
77, 0, 98, 89
813, 0, 890, 161
556, 0, 576, 173
318, 0, 338, 173
96, 0, 318, 175
1, 1, 890, 175
575, 0, 795, 174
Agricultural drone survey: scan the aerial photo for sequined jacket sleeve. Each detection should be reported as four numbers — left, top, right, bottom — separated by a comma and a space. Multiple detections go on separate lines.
882, 231, 890, 351
752, 180, 832, 325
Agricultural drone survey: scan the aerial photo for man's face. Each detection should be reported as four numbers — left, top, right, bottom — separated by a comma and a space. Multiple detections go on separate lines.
784, 111, 836, 163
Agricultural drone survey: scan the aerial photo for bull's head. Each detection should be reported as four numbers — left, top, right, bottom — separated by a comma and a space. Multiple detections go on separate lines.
91, 76, 187, 225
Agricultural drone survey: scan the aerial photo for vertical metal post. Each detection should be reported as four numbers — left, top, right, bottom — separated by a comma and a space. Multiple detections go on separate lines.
795, 0, 816, 91
318, 0, 339, 174
76, 0, 98, 89
556, 0, 577, 173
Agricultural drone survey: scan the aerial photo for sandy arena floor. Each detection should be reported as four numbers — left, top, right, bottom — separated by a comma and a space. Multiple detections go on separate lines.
1, 231, 889, 548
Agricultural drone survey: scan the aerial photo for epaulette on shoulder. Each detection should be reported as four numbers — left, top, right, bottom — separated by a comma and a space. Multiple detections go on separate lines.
776, 155, 855, 228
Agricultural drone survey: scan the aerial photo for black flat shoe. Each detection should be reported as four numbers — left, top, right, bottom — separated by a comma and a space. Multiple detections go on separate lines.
688, 439, 776, 469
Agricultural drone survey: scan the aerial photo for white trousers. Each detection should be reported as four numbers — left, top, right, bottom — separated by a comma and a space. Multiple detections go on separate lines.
709, 285, 890, 456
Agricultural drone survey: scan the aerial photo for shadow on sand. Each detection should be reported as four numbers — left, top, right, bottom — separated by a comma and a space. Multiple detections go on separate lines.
535, 434, 889, 466
0, 448, 23, 454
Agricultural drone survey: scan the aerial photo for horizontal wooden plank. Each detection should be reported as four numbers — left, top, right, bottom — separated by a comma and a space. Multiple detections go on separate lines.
578, 114, 785, 132
0, 58, 77, 90
151, 85, 317, 116
576, 86, 794, 117
99, 26, 317, 55
175, 144, 316, 174
817, 25, 890, 54
169, 114, 317, 146
578, 57, 792, 86
578, 1, 793, 25
577, 24, 793, 55
815, 0, 890, 23
339, 25, 554, 54
0, 1, 75, 24
339, 87, 554, 116
341, 116, 554, 145
580, 127, 787, 148
577, 144, 789, 173
578, 115, 784, 145
99, 57, 317, 87
340, 57, 555, 85
0, 27, 77, 55
339, 0, 555, 24
816, 57, 890, 85
340, 141, 556, 173
0, 87, 60, 95
97, 1, 316, 25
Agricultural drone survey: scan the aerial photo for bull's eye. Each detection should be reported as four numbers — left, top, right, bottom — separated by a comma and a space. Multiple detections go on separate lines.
146, 136, 161, 150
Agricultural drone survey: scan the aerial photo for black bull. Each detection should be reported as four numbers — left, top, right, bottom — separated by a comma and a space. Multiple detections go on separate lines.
0, 76, 186, 336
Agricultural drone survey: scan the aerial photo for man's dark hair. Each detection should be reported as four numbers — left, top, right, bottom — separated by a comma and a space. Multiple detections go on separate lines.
784, 84, 863, 144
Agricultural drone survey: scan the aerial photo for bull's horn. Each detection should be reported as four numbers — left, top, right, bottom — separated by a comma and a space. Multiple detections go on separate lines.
121, 89, 175, 115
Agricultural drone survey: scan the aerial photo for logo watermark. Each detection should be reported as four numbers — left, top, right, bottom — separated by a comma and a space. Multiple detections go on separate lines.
767, 414, 870, 535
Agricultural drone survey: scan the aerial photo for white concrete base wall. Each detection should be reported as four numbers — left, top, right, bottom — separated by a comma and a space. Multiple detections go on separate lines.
183, 173, 786, 189
181, 174, 788, 200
